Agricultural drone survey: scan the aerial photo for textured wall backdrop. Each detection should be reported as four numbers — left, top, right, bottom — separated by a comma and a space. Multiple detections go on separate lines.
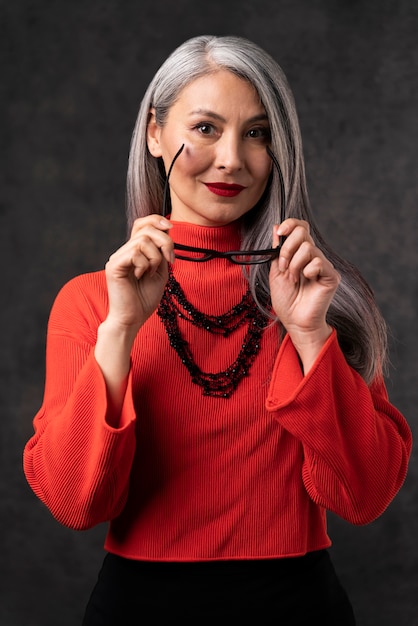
1, 1, 417, 624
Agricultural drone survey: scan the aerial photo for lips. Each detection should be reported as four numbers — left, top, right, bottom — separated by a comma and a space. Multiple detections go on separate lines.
204, 182, 246, 197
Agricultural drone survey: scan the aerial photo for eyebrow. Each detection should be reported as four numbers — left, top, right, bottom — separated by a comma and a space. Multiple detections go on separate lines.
189, 109, 269, 124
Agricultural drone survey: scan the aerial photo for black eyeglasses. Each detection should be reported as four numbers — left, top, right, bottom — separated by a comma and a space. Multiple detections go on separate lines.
162, 144, 286, 265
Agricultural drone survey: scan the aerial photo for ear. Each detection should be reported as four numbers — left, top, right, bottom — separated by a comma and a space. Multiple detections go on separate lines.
147, 108, 163, 157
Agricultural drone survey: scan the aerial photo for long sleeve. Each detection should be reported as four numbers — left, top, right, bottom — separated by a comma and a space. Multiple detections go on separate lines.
23, 273, 137, 530
265, 330, 412, 525
23, 223, 413, 561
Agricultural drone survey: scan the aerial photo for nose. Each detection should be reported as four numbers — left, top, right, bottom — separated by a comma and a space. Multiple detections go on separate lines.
213, 134, 244, 172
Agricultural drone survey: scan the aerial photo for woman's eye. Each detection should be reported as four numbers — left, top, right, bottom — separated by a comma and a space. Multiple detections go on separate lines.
195, 123, 215, 135
247, 127, 270, 140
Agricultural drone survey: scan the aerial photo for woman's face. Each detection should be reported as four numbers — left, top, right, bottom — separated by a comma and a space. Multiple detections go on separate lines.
147, 70, 272, 227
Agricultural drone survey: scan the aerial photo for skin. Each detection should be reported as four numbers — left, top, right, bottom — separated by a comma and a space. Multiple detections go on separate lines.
95, 70, 340, 423
148, 71, 273, 227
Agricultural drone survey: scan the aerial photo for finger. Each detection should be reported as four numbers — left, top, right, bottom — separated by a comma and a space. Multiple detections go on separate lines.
130, 215, 173, 237
107, 237, 165, 280
276, 218, 310, 238
303, 259, 341, 286
277, 225, 312, 272
286, 241, 329, 280
272, 224, 281, 248
131, 220, 174, 260
130, 237, 167, 278
301, 256, 326, 281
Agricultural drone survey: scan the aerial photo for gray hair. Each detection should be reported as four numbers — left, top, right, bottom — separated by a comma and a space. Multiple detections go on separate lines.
126, 35, 388, 383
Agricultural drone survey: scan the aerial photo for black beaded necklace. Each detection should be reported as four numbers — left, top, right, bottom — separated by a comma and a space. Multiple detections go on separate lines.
157, 266, 269, 398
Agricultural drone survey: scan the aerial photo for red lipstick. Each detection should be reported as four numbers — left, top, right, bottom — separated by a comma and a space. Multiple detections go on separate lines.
204, 182, 246, 197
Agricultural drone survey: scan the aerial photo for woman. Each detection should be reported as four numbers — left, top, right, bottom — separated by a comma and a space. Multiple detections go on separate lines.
23, 35, 412, 624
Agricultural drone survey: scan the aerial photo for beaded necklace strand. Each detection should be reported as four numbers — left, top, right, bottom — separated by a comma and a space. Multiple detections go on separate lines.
157, 267, 268, 398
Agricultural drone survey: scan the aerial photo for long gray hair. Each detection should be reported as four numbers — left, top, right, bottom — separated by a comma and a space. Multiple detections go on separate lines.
126, 35, 387, 384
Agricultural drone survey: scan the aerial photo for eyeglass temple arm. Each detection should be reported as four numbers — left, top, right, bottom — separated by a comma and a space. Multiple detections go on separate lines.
162, 144, 185, 218
266, 146, 286, 228
162, 144, 286, 232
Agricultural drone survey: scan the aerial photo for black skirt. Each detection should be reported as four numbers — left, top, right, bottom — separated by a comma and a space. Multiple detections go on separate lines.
82, 549, 356, 625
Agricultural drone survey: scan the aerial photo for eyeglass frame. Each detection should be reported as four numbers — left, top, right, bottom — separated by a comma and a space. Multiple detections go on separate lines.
161, 143, 286, 265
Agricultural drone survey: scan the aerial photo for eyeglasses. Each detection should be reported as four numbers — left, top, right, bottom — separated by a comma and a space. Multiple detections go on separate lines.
162, 144, 286, 265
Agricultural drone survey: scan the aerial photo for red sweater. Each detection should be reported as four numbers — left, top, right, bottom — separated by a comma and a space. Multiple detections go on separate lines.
23, 221, 412, 561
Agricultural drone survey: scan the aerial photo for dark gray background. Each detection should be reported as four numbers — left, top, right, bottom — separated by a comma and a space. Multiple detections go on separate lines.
1, 1, 417, 624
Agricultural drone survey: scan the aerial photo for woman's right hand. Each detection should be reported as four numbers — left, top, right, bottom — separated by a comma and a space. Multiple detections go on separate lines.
104, 215, 174, 332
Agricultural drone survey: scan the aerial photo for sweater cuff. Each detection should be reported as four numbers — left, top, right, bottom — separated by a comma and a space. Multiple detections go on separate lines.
90, 354, 136, 431
266, 328, 338, 410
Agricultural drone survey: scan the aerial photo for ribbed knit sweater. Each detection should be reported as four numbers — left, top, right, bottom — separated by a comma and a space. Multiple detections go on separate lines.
23, 220, 412, 562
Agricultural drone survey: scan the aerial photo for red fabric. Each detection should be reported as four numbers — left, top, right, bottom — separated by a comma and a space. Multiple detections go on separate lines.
23, 221, 412, 562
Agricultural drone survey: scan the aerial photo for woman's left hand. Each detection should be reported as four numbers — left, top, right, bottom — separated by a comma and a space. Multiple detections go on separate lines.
269, 218, 341, 372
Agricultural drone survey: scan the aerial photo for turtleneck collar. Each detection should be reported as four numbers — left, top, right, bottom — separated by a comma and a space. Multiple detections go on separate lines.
169, 220, 242, 252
